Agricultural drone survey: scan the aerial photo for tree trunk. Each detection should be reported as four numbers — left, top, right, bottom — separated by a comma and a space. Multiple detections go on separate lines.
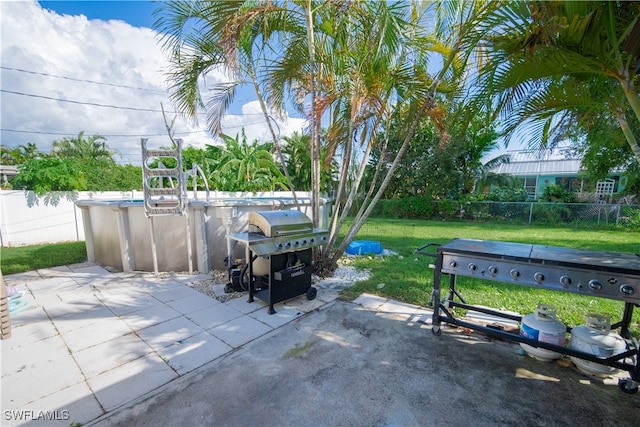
328, 98, 433, 267
305, 1, 321, 230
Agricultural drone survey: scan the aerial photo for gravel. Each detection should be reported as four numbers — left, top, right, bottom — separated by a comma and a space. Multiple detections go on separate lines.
185, 258, 371, 301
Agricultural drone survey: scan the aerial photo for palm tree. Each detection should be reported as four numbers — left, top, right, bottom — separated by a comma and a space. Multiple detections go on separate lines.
51, 131, 114, 162
153, 0, 304, 204
1, 143, 44, 165
473, 1, 640, 162
154, 1, 495, 271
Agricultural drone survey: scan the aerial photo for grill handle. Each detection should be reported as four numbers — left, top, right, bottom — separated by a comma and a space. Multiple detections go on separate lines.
272, 227, 313, 236
415, 243, 440, 258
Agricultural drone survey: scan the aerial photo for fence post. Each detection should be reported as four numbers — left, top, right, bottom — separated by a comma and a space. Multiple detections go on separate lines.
528, 202, 533, 224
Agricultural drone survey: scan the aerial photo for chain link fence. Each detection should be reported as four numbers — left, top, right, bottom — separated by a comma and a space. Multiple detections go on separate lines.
455, 201, 640, 229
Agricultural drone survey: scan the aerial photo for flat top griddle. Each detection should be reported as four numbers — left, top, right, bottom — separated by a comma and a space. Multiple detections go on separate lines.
440, 238, 640, 276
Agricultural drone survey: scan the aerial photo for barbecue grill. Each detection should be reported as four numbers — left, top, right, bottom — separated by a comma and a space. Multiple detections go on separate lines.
418, 238, 640, 394
227, 210, 328, 314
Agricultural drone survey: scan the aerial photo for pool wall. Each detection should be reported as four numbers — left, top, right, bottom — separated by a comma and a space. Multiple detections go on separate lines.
76, 195, 331, 273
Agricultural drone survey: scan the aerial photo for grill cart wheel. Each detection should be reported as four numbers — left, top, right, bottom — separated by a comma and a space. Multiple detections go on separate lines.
618, 378, 639, 394
306, 286, 317, 300
432, 326, 441, 336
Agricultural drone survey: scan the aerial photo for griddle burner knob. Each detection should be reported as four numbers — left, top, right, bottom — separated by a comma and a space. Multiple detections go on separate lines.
560, 275, 572, 287
509, 269, 521, 279
620, 284, 636, 296
488, 265, 498, 275
449, 261, 458, 268
276, 243, 284, 250
588, 279, 603, 290
534, 272, 545, 282
468, 263, 478, 272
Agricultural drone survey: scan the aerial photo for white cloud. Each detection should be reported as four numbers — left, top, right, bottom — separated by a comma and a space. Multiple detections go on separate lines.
0, 1, 306, 164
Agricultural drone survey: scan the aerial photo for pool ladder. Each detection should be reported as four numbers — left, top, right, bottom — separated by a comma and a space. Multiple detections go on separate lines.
141, 138, 193, 274
141, 138, 187, 217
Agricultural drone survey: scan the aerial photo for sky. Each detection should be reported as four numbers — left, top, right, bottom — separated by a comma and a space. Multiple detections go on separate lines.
0, 0, 307, 165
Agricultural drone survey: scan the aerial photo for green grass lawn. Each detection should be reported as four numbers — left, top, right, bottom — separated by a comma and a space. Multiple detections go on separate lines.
2, 219, 639, 335
1, 241, 87, 276
338, 218, 640, 335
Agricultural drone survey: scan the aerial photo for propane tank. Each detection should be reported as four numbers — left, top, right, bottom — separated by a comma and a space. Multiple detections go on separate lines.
569, 314, 627, 377
520, 303, 566, 361
252, 256, 270, 276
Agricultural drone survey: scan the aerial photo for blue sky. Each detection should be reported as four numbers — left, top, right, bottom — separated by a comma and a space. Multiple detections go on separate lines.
39, 1, 158, 28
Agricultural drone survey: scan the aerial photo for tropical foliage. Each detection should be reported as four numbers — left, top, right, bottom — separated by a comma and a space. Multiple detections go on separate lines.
472, 1, 640, 163
367, 103, 504, 200
1, 143, 43, 165
281, 131, 335, 192
210, 132, 288, 192
11, 132, 142, 203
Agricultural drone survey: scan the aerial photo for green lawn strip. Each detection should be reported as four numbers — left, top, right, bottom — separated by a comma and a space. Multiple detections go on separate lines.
1, 241, 87, 275
339, 218, 639, 335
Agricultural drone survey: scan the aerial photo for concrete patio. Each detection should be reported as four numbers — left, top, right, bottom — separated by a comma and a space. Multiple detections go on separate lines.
1, 263, 340, 426
2, 263, 639, 426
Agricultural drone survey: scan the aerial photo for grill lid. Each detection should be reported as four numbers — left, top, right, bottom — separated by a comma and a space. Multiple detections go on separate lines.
248, 210, 313, 237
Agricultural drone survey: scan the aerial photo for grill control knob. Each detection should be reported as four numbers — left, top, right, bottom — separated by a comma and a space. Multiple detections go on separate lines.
534, 272, 545, 283
310, 239, 315, 244
560, 276, 572, 287
588, 280, 603, 290
276, 243, 284, 250
468, 263, 478, 272
510, 269, 521, 279
620, 284, 636, 296
449, 261, 458, 268
488, 265, 498, 275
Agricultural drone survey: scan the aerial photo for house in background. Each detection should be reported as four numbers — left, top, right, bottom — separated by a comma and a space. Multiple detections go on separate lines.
489, 148, 627, 200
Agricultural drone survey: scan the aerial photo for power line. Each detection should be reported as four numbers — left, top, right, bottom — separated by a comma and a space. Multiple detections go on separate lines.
1, 89, 168, 113
1, 88, 271, 117
1, 128, 206, 137
1, 119, 270, 140
1, 65, 166, 93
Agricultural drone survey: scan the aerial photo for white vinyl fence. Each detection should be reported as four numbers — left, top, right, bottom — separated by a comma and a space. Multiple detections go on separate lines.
0, 190, 142, 247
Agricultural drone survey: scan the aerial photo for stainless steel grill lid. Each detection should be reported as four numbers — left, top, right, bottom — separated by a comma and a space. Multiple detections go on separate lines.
248, 210, 313, 237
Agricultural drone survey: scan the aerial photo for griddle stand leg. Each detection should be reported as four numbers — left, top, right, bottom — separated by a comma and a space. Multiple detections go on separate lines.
431, 252, 443, 336
613, 302, 635, 339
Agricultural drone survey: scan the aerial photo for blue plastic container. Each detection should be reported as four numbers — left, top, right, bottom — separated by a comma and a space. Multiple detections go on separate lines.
345, 240, 383, 255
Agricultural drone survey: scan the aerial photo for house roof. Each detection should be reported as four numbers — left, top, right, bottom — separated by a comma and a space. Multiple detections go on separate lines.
489, 148, 583, 176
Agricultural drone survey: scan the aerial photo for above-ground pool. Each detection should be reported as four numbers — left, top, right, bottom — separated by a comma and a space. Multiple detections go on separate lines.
77, 194, 331, 273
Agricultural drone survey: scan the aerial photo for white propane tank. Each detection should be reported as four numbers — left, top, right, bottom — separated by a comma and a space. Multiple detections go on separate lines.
520, 303, 566, 361
252, 256, 270, 276
569, 314, 627, 377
